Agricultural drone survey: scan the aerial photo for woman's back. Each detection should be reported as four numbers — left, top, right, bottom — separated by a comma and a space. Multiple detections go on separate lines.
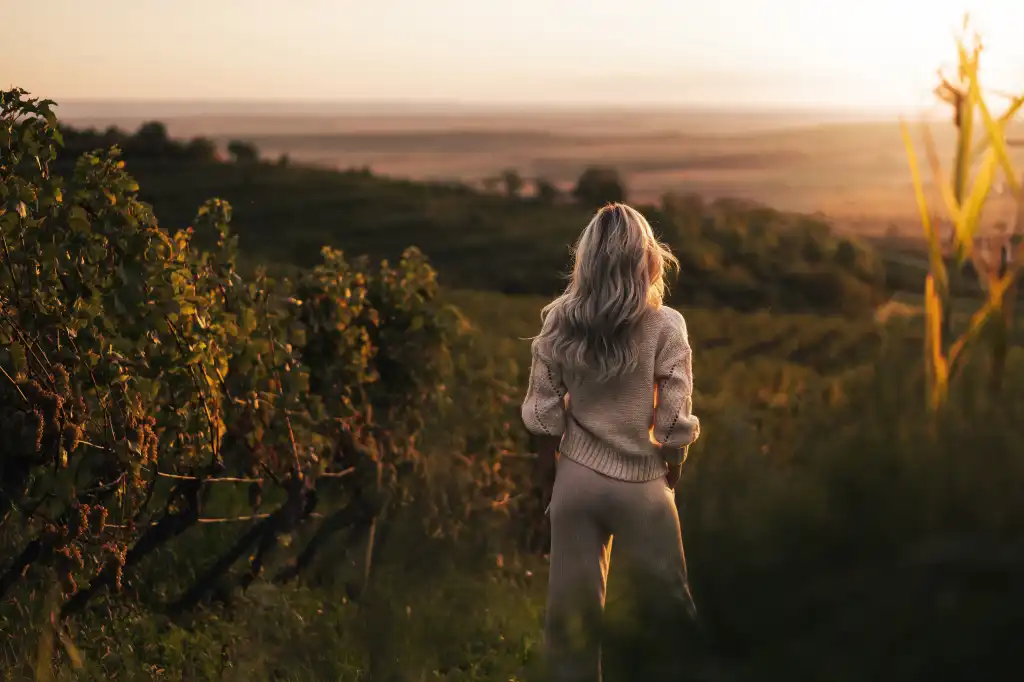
524, 304, 698, 482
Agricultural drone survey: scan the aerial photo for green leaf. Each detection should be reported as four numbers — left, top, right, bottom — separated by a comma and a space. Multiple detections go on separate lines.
8, 341, 27, 374
68, 206, 90, 233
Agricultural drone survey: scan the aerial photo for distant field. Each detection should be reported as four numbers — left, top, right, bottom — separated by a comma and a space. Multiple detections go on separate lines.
63, 107, 1024, 242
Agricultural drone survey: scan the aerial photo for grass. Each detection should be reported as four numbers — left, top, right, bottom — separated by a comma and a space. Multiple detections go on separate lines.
7, 286, 1024, 682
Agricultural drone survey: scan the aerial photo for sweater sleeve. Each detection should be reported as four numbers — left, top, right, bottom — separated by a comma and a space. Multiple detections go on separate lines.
653, 315, 700, 450
521, 347, 568, 438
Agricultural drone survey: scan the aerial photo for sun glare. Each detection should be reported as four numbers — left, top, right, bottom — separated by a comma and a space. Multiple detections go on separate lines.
760, 1, 1024, 114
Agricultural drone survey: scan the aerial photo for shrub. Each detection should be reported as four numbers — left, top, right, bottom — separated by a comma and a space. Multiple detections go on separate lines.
0, 89, 518, 639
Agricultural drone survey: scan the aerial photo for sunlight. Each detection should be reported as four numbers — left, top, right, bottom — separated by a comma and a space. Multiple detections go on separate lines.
6, 0, 1024, 110
784, 2, 1024, 112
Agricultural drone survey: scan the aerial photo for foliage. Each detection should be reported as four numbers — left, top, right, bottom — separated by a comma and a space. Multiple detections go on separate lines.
571, 165, 627, 209
901, 18, 1024, 409
534, 177, 560, 204
0, 87, 520, 664
499, 168, 523, 198
226, 140, 260, 165
60, 122, 219, 164
8, 22, 1024, 677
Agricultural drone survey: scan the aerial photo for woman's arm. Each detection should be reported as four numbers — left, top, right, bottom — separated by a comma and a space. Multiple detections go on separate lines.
653, 317, 700, 454
522, 348, 567, 508
521, 350, 567, 440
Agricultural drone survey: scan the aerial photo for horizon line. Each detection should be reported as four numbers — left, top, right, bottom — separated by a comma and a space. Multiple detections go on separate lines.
50, 97, 920, 115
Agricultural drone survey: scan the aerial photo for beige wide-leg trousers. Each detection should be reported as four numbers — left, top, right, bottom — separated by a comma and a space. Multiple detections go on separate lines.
543, 455, 697, 682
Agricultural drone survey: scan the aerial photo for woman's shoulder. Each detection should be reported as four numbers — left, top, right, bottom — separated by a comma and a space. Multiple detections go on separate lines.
649, 304, 686, 333
644, 305, 689, 353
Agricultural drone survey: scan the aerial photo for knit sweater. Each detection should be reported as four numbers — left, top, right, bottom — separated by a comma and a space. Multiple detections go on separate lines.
521, 304, 700, 482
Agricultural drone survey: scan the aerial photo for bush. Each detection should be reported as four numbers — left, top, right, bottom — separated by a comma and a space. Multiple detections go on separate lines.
534, 177, 560, 205
227, 139, 259, 164
0, 88, 520, 651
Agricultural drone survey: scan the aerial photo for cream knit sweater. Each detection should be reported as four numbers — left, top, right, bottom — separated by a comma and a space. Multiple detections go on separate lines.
522, 304, 700, 482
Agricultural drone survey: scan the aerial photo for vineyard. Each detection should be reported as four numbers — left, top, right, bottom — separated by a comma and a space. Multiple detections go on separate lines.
0, 90, 532, 679
6, 80, 1024, 681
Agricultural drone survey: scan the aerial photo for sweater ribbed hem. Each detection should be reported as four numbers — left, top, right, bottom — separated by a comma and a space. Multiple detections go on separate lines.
560, 419, 667, 483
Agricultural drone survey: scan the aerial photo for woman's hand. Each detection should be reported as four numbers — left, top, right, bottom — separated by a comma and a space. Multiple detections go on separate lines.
662, 444, 687, 490
665, 461, 682, 490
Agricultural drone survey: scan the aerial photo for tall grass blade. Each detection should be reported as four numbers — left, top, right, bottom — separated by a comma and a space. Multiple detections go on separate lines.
901, 119, 948, 294
971, 95, 1024, 161
956, 147, 998, 268
924, 275, 949, 408
953, 99, 974, 208
947, 275, 1007, 378
920, 123, 962, 224
972, 67, 1021, 198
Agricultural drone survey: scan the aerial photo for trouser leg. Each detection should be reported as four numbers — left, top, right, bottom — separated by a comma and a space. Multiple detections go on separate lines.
544, 460, 613, 682
607, 480, 698, 677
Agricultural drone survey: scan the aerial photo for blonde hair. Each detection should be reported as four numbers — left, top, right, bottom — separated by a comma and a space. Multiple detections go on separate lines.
533, 203, 678, 383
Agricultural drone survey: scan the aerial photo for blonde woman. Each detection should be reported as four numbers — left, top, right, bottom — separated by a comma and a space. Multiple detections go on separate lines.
522, 203, 701, 681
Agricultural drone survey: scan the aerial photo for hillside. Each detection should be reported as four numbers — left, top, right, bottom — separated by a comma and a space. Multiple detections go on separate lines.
58, 123, 889, 315
7, 89, 1024, 682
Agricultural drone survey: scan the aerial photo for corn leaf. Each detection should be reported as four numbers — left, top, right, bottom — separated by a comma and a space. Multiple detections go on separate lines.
950, 42, 974, 205
901, 120, 948, 293
947, 274, 1008, 379
973, 72, 1021, 198
955, 146, 997, 265
924, 274, 949, 408
971, 95, 1024, 161
920, 122, 962, 224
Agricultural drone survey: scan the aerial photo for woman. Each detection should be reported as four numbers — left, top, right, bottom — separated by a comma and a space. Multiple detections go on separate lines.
522, 202, 701, 681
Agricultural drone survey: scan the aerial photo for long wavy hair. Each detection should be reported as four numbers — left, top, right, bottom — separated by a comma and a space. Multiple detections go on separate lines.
533, 203, 678, 383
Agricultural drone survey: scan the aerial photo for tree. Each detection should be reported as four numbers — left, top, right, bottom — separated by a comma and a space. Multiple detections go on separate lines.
535, 177, 560, 205
133, 121, 171, 157
227, 139, 260, 164
500, 168, 523, 198
834, 238, 859, 269
572, 166, 627, 209
185, 136, 218, 162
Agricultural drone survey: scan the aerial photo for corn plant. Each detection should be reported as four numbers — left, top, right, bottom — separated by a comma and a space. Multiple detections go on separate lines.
901, 16, 1024, 409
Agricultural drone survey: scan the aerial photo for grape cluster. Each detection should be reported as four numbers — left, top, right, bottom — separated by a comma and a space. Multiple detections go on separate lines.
42, 502, 115, 595
0, 365, 87, 465
112, 393, 159, 464
102, 542, 127, 592
55, 543, 85, 595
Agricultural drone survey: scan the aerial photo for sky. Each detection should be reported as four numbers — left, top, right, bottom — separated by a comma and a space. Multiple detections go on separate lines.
4, 0, 1024, 111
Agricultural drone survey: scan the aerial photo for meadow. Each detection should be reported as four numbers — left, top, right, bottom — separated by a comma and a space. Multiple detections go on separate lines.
4, 82, 1024, 682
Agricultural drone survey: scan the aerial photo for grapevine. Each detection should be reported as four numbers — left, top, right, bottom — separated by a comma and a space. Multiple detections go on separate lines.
0, 88, 521, 623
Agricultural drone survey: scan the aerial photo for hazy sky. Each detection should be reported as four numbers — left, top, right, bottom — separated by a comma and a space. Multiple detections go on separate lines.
5, 0, 1024, 110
